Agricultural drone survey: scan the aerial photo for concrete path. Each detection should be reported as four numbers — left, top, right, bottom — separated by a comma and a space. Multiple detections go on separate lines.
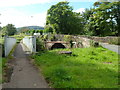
100, 43, 120, 54
2, 43, 49, 88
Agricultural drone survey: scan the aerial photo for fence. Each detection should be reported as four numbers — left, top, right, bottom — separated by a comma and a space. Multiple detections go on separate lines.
22, 36, 36, 53
4, 36, 16, 56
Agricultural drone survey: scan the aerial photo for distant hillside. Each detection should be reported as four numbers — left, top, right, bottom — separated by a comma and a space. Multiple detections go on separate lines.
17, 26, 44, 31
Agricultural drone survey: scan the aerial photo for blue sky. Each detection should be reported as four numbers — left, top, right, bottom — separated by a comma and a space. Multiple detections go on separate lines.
0, 0, 97, 27
8, 2, 94, 15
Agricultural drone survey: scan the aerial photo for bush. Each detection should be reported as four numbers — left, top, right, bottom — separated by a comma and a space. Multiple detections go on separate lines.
2, 44, 5, 57
36, 38, 45, 51
0, 38, 5, 57
43, 35, 48, 41
63, 35, 72, 42
108, 37, 120, 45
90, 40, 99, 47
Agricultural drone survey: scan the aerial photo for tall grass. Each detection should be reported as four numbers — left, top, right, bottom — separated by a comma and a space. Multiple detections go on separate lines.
32, 47, 118, 88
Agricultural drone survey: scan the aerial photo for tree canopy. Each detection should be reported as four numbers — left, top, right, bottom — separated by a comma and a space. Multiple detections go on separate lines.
82, 1, 120, 36
45, 1, 119, 36
1, 24, 16, 36
46, 1, 84, 35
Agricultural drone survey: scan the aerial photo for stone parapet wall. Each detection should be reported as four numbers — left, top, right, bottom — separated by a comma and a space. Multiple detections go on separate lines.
43, 34, 91, 48
88, 36, 119, 44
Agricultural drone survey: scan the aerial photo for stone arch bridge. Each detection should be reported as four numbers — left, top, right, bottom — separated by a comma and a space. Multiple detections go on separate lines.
45, 41, 70, 50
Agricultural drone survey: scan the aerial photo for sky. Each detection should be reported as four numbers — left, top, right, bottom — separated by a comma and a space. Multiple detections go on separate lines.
0, 0, 98, 28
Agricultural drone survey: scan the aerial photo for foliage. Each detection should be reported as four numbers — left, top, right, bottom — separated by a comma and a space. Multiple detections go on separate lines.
46, 1, 84, 35
1, 24, 16, 36
82, 2, 120, 36
0, 37, 5, 57
36, 38, 45, 51
90, 40, 99, 47
43, 35, 48, 41
0, 37, 4, 44
32, 47, 118, 88
46, 1, 119, 36
0, 57, 7, 83
1, 43, 17, 83
108, 37, 120, 45
39, 30, 43, 35
44, 25, 54, 34
63, 35, 72, 42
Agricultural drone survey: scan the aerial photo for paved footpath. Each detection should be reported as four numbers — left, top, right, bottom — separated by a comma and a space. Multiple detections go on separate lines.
100, 43, 120, 54
2, 43, 49, 88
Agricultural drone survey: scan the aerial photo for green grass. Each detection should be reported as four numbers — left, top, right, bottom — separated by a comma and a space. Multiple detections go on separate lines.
0, 44, 17, 83
0, 57, 7, 83
0, 38, 4, 44
32, 47, 118, 88
0, 57, 2, 83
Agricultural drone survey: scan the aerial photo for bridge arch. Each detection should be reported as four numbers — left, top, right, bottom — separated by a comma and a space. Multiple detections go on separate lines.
50, 43, 66, 50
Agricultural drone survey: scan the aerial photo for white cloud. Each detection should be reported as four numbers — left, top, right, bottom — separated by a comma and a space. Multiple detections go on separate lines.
0, 0, 99, 8
74, 8, 85, 13
0, 0, 68, 7
0, 0, 51, 7
0, 8, 86, 27
0, 8, 47, 27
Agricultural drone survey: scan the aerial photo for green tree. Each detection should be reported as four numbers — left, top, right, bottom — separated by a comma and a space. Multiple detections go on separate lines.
44, 25, 54, 34
110, 2, 120, 36
82, 1, 120, 36
46, 1, 84, 35
39, 30, 43, 35
1, 24, 16, 36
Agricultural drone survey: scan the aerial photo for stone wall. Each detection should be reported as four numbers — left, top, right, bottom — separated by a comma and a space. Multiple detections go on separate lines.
4, 36, 16, 56
88, 36, 119, 44
42, 34, 91, 48
22, 36, 36, 53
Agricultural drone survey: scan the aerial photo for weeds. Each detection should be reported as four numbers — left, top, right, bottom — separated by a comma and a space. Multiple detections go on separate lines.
33, 47, 119, 88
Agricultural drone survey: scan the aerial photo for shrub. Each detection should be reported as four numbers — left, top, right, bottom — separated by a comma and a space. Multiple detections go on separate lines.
36, 38, 45, 51
108, 37, 120, 45
90, 40, 99, 47
2, 44, 5, 57
63, 35, 72, 42
43, 35, 48, 41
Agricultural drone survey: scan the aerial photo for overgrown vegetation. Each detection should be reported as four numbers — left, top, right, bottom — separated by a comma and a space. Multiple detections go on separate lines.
0, 57, 7, 83
108, 37, 120, 45
32, 47, 118, 88
0, 24, 16, 36
1, 1, 119, 37
0, 37, 5, 57
36, 37, 46, 52
1, 43, 17, 83
46, 1, 83, 35
45, 1, 120, 36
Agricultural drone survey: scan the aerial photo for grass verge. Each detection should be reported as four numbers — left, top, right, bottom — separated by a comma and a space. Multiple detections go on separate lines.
32, 47, 119, 88
1, 43, 17, 83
